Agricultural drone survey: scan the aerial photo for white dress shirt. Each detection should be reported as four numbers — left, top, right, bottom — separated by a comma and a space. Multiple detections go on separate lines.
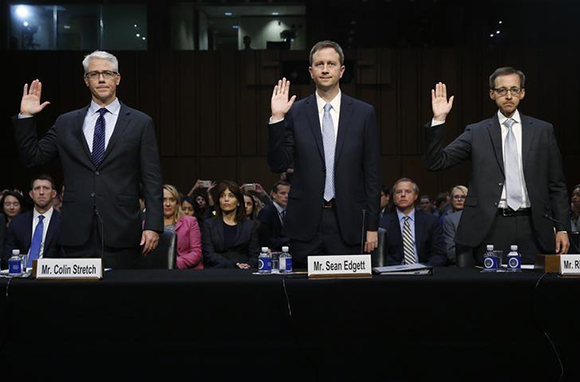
315, 90, 341, 139
30, 206, 54, 258
82, 98, 121, 152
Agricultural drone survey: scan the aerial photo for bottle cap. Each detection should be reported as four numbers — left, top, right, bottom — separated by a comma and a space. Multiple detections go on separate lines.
486, 244, 494, 251
282, 246, 289, 252
261, 247, 268, 253
12, 249, 20, 255
510, 245, 518, 251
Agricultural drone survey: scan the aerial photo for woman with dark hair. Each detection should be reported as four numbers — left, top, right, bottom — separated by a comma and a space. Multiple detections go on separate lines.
1, 190, 25, 227
202, 180, 259, 269
243, 191, 258, 221
192, 189, 215, 221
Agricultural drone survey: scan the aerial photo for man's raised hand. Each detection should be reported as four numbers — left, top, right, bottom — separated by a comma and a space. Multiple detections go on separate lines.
270, 78, 296, 121
21, 79, 50, 116
431, 82, 454, 122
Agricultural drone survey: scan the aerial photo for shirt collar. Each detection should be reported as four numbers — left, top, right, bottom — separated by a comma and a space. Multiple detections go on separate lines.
33, 206, 53, 222
396, 207, 415, 222
497, 109, 521, 126
315, 90, 341, 114
273, 201, 285, 214
90, 98, 121, 116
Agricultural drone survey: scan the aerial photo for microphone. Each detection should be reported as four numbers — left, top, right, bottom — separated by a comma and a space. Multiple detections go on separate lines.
543, 213, 580, 254
360, 209, 366, 254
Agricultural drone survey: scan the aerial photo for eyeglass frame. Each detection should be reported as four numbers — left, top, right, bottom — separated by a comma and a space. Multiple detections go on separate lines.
84, 70, 119, 80
491, 87, 524, 97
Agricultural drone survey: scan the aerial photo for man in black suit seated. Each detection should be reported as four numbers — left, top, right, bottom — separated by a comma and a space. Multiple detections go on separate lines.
379, 178, 446, 266
3, 175, 62, 268
257, 181, 290, 251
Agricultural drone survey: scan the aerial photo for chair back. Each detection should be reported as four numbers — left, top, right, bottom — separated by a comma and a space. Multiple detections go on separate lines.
136, 229, 177, 269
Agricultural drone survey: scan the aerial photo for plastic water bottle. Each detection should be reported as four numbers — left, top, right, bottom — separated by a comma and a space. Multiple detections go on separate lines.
507, 245, 522, 272
8, 249, 22, 277
258, 247, 272, 274
482, 244, 498, 272
279, 246, 293, 274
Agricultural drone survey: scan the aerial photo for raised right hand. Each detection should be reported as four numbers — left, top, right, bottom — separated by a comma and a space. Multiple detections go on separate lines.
431, 82, 454, 122
271, 78, 296, 120
21, 80, 51, 116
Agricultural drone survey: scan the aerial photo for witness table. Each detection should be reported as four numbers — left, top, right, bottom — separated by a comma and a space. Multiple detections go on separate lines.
1, 268, 579, 381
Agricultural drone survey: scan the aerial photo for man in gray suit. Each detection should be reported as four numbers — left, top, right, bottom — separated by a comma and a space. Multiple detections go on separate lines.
13, 51, 163, 268
425, 67, 570, 265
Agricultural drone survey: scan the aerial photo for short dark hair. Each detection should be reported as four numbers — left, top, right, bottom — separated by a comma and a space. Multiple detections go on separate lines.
489, 67, 526, 89
392, 178, 420, 196
214, 180, 246, 222
272, 180, 290, 194
30, 174, 56, 190
309, 40, 345, 65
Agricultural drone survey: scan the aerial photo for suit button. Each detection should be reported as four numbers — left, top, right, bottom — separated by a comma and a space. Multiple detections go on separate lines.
498, 182, 503, 187
90, 192, 95, 197
95, 171, 100, 176
494, 202, 498, 206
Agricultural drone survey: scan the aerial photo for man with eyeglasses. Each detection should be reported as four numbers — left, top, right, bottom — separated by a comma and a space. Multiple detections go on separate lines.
12, 51, 163, 268
425, 67, 570, 266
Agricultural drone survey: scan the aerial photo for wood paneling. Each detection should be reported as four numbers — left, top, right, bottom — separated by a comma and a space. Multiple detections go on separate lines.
3, 48, 580, 199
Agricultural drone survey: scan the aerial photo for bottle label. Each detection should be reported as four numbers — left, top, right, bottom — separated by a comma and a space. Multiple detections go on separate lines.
280, 257, 292, 272
483, 253, 498, 270
508, 255, 521, 270
258, 257, 272, 271
8, 257, 22, 275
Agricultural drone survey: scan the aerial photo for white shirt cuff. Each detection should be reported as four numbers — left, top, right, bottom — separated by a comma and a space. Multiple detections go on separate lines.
18, 113, 34, 119
431, 118, 445, 127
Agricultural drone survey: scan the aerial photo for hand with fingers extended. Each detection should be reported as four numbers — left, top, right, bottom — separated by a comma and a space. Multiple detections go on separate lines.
21, 79, 51, 116
431, 82, 454, 122
271, 77, 297, 121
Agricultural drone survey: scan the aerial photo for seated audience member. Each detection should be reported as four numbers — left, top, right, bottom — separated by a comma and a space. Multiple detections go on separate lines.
2, 175, 62, 269
379, 178, 446, 266
439, 185, 467, 225
257, 181, 290, 250
181, 196, 197, 218
380, 186, 391, 218
163, 185, 203, 269
442, 185, 472, 266
433, 192, 451, 218
1, 190, 25, 227
202, 180, 259, 269
243, 192, 258, 221
0, 213, 5, 262
419, 195, 435, 214
571, 184, 580, 232
192, 188, 215, 221
241, 182, 271, 210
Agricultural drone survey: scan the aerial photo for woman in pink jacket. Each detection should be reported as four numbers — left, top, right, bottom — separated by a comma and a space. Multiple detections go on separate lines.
163, 184, 203, 269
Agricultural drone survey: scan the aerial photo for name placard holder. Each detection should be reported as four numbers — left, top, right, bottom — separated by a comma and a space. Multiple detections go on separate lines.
33, 258, 103, 280
308, 254, 372, 279
559, 255, 580, 276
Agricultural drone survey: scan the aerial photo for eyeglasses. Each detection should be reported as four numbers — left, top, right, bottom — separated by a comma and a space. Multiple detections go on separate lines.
85, 70, 118, 80
453, 195, 466, 200
492, 87, 523, 97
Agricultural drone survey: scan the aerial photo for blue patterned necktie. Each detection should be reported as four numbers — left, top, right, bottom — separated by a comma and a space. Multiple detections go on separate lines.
504, 118, 523, 210
322, 103, 336, 201
28, 215, 45, 267
92, 108, 108, 167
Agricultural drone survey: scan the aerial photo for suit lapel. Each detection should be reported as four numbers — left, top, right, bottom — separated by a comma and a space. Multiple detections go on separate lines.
334, 94, 354, 164
73, 106, 94, 167
44, 211, 60, 254
305, 95, 325, 160
24, 212, 33, 250
99, 103, 130, 166
413, 212, 423, 260
486, 115, 504, 175
520, 114, 535, 170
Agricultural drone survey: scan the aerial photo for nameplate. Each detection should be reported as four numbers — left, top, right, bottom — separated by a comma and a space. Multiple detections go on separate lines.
308, 254, 372, 278
34, 258, 103, 280
559, 255, 580, 276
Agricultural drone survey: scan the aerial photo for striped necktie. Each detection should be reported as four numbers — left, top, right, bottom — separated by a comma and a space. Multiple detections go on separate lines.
92, 108, 108, 167
402, 216, 416, 264
322, 103, 336, 201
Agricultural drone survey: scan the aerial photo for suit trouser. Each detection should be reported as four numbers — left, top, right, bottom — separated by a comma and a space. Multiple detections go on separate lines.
474, 211, 542, 265
62, 213, 140, 269
290, 206, 361, 269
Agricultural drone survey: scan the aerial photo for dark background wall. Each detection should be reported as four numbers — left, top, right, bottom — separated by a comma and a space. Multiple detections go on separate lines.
2, 0, 579, 197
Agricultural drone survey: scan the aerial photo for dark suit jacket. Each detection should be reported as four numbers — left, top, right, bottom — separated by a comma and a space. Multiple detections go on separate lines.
379, 210, 447, 266
257, 203, 289, 250
442, 210, 473, 266
2, 210, 62, 268
268, 93, 381, 245
425, 113, 570, 253
12, 103, 163, 249
202, 217, 259, 268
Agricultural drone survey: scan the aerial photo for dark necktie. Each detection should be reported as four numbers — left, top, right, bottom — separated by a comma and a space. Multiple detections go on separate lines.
28, 215, 45, 267
92, 108, 108, 167
403, 216, 416, 265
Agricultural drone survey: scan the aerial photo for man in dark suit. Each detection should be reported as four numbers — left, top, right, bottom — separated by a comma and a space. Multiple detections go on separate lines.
268, 40, 381, 268
257, 181, 290, 251
425, 67, 570, 265
379, 178, 446, 266
2, 175, 62, 268
13, 51, 163, 268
